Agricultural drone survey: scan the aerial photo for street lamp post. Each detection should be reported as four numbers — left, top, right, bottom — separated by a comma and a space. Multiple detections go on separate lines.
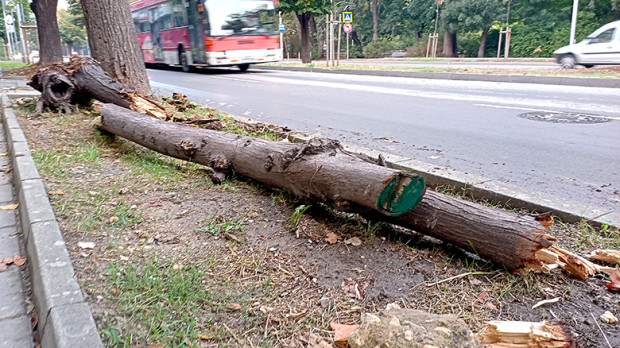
569, 0, 579, 44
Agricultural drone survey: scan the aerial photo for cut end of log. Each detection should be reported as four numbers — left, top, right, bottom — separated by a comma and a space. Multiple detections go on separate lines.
478, 320, 575, 347
376, 173, 425, 217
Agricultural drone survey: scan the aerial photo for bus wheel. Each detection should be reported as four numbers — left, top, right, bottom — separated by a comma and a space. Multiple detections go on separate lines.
179, 51, 191, 72
238, 64, 250, 72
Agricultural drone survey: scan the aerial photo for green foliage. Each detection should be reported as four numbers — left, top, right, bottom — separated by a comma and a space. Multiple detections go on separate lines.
363, 38, 394, 58
290, 204, 311, 229
441, 0, 503, 33
278, 0, 332, 15
58, 9, 88, 48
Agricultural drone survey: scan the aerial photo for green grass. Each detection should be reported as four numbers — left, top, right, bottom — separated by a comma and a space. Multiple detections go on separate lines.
0, 60, 28, 69
289, 204, 311, 229
102, 257, 269, 347
32, 143, 103, 177
196, 217, 245, 236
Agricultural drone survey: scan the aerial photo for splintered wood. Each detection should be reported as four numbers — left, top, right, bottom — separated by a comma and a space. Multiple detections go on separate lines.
478, 320, 575, 347
524, 245, 617, 279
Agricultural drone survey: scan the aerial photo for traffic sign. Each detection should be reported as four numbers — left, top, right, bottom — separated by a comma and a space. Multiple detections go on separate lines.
4, 15, 14, 26
343, 23, 352, 33
342, 12, 352, 23
279, 23, 285, 33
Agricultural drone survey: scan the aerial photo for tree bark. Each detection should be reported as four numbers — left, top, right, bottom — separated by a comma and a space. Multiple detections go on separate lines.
372, 0, 380, 40
296, 12, 313, 63
80, 0, 150, 95
31, 0, 64, 63
97, 104, 557, 271
442, 31, 457, 57
478, 27, 490, 58
98, 104, 426, 216
28, 57, 167, 118
365, 191, 553, 270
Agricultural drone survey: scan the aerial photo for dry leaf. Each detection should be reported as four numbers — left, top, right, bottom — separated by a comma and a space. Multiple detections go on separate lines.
0, 153, 7, 156
605, 267, 620, 293
306, 332, 332, 348
2, 257, 13, 265
49, 190, 64, 195
196, 334, 213, 340
344, 237, 362, 246
0, 263, 7, 272
78, 242, 96, 249
0, 203, 18, 210
147, 345, 164, 348
330, 322, 359, 347
226, 303, 241, 311
325, 231, 341, 244
483, 302, 498, 311
13, 255, 27, 266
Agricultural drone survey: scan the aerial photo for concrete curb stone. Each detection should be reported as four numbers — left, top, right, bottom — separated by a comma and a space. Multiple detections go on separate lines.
1, 93, 103, 347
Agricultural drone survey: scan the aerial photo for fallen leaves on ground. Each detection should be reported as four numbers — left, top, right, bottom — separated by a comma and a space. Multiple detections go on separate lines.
341, 278, 371, 299
325, 230, 341, 244
344, 237, 362, 246
0, 203, 18, 210
0, 255, 28, 272
226, 303, 242, 311
330, 322, 359, 348
305, 332, 332, 348
604, 267, 620, 293
196, 334, 213, 340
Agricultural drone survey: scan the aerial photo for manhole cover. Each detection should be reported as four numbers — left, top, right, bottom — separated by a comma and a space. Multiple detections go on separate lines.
518, 111, 612, 124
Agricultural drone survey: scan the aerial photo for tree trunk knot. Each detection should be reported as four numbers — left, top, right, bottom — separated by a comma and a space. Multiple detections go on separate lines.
180, 139, 197, 157
211, 155, 230, 171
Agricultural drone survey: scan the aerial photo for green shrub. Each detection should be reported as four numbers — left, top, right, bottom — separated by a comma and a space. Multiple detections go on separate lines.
363, 38, 394, 58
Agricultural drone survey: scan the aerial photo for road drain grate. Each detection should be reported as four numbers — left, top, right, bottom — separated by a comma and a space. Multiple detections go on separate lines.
518, 111, 612, 124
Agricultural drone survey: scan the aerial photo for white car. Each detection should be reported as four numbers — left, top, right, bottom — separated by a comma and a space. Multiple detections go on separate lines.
554, 20, 620, 69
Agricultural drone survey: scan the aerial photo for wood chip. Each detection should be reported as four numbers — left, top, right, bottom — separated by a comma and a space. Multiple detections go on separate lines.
78, 242, 96, 249
532, 297, 561, 309
478, 320, 574, 347
600, 311, 617, 324
588, 250, 620, 264
0, 203, 18, 210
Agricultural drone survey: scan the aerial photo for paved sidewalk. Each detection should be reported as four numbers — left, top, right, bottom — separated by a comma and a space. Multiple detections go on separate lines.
0, 122, 35, 347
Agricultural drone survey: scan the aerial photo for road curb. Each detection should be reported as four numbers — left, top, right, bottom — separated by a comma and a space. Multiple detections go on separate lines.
1, 94, 103, 347
231, 115, 619, 228
253, 65, 620, 88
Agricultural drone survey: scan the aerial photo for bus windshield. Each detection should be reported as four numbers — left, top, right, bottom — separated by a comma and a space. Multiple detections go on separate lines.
204, 0, 277, 36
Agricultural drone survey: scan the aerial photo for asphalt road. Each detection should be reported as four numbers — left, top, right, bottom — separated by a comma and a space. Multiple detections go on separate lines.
330, 58, 561, 70
147, 67, 620, 212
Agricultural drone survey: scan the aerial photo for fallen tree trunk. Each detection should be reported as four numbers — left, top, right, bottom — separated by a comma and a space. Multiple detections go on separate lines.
98, 104, 426, 217
98, 104, 558, 271
28, 57, 168, 119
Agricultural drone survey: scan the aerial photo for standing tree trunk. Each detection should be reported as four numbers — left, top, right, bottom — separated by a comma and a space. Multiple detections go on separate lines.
31, 0, 64, 63
296, 12, 313, 63
442, 31, 457, 57
478, 27, 490, 58
80, 0, 150, 95
371, 0, 380, 40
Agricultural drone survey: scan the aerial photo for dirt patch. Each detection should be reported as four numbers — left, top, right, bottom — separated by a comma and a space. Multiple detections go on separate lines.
12, 101, 620, 347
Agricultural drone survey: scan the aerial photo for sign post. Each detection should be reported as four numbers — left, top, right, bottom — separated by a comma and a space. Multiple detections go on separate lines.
343, 23, 352, 60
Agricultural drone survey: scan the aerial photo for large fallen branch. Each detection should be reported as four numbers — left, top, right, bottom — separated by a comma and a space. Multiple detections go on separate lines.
98, 104, 426, 217
28, 57, 168, 119
97, 104, 562, 271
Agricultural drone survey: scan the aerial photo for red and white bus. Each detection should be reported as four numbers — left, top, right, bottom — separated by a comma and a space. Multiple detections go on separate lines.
130, 0, 282, 72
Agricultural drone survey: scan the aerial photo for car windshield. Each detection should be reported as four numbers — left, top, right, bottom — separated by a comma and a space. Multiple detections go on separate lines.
203, 0, 276, 36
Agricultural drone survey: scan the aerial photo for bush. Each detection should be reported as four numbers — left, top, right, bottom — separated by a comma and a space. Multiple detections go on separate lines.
348, 44, 364, 58
363, 39, 394, 58
405, 41, 429, 57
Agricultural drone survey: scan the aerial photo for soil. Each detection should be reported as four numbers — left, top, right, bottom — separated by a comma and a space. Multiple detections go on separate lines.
12, 100, 620, 347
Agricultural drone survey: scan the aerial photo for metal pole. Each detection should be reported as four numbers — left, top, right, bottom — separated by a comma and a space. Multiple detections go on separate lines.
325, 14, 329, 66
279, 11, 283, 57
346, 32, 349, 60
16, 3, 26, 62
1, 0, 13, 59
337, 22, 341, 66
569, 0, 579, 44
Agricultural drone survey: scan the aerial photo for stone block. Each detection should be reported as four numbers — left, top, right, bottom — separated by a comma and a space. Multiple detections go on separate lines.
0, 315, 34, 347
27, 220, 84, 332
0, 267, 27, 320
0, 209, 16, 229
0, 225, 19, 256
18, 179, 56, 240
3, 110, 22, 129
41, 302, 103, 348
13, 156, 41, 193
6, 126, 27, 150
0, 183, 13, 204
11, 141, 31, 157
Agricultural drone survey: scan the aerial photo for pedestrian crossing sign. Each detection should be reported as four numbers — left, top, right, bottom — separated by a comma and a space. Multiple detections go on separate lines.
342, 12, 353, 23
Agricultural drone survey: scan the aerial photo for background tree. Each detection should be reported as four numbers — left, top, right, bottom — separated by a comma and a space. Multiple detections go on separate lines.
441, 0, 502, 57
58, 9, 87, 54
278, 0, 331, 63
31, 0, 63, 62
80, 0, 149, 94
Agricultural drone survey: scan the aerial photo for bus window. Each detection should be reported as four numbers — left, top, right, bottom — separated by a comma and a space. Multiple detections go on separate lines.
132, 9, 151, 33
172, 0, 188, 28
